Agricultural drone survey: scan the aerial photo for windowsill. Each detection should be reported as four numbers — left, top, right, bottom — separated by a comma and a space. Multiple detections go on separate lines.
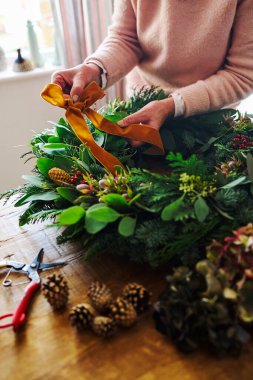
0, 65, 63, 84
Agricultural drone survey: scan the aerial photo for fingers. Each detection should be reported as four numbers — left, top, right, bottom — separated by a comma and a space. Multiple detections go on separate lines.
51, 70, 87, 101
130, 139, 143, 148
118, 110, 146, 148
51, 71, 71, 95
51, 64, 100, 102
118, 110, 146, 127
70, 72, 88, 101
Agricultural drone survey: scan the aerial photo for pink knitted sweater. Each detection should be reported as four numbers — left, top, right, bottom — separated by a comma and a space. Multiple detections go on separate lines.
86, 0, 253, 116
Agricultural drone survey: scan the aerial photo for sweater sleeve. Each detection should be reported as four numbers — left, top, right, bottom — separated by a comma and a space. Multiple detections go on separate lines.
177, 0, 253, 117
84, 0, 143, 88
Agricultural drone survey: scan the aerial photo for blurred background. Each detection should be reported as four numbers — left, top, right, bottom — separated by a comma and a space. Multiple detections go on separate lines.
0, 0, 252, 192
0, 0, 123, 192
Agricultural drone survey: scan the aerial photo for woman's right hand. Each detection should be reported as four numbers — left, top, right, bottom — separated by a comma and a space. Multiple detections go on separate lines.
51, 63, 102, 102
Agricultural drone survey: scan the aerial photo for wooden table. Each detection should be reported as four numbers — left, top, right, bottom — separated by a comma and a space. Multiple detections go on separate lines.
0, 202, 253, 380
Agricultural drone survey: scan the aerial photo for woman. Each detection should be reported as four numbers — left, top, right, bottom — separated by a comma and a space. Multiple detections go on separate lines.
52, 0, 253, 146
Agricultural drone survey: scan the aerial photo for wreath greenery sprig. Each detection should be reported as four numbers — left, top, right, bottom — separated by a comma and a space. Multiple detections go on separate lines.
1, 87, 253, 269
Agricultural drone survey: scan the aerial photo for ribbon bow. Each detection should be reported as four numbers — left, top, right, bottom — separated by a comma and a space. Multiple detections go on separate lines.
41, 81, 164, 174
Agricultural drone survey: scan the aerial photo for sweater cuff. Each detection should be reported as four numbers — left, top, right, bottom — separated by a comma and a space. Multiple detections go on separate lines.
84, 54, 123, 88
176, 81, 211, 117
85, 59, 108, 89
171, 92, 185, 117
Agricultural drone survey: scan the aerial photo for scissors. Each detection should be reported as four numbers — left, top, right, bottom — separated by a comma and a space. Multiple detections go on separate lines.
0, 249, 66, 331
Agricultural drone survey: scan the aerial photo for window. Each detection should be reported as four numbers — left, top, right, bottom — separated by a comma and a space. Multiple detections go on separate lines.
0, 0, 59, 70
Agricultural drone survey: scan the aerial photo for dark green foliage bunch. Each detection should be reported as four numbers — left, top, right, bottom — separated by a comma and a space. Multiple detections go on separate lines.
153, 261, 250, 356
1, 87, 253, 269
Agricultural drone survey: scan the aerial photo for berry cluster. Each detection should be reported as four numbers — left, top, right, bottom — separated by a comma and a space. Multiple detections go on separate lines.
231, 134, 253, 150
70, 170, 84, 185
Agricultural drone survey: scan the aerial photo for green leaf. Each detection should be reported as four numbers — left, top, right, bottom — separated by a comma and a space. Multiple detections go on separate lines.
161, 197, 184, 221
247, 154, 253, 181
22, 175, 44, 187
194, 197, 209, 222
76, 159, 90, 173
85, 215, 108, 234
93, 133, 105, 147
54, 156, 73, 172
222, 176, 248, 189
58, 206, 85, 225
199, 136, 221, 153
37, 157, 55, 177
79, 146, 96, 165
43, 143, 68, 150
15, 191, 59, 207
102, 193, 129, 210
114, 165, 124, 174
215, 169, 227, 186
48, 136, 60, 143
56, 187, 79, 203
86, 204, 120, 222
105, 111, 128, 123
118, 216, 136, 237
53, 118, 75, 139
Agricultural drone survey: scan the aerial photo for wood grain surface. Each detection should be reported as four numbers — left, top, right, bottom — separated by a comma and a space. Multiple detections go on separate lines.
0, 202, 253, 380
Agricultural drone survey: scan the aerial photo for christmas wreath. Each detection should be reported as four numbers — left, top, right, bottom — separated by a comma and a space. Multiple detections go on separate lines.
2, 82, 253, 355
1, 83, 253, 268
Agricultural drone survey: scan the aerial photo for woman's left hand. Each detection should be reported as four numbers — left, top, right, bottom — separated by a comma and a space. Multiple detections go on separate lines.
118, 97, 175, 147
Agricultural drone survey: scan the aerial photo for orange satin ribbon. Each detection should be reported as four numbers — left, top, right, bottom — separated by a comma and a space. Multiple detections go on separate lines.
41, 81, 164, 174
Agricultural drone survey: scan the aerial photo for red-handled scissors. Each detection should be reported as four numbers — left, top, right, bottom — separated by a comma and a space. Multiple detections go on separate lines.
0, 249, 66, 331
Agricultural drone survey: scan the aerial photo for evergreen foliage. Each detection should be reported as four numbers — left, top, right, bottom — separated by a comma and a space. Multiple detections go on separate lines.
1, 86, 253, 268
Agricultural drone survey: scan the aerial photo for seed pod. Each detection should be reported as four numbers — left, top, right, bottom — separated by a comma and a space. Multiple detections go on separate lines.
109, 297, 137, 328
42, 274, 69, 310
122, 282, 152, 313
92, 316, 117, 338
48, 168, 72, 186
88, 281, 113, 313
69, 303, 96, 330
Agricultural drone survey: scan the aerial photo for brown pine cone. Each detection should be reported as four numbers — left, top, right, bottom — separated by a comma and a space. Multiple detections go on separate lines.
48, 168, 72, 186
109, 297, 137, 328
69, 303, 95, 330
122, 282, 152, 313
92, 316, 117, 338
42, 273, 69, 310
88, 281, 113, 312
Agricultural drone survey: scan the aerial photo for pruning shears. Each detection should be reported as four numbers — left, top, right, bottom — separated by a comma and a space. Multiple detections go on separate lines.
0, 249, 66, 331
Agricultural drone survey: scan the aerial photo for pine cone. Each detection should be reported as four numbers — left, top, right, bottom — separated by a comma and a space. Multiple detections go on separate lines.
88, 281, 113, 312
69, 303, 95, 330
109, 297, 137, 328
122, 282, 152, 313
92, 316, 117, 338
42, 273, 69, 310
48, 167, 72, 186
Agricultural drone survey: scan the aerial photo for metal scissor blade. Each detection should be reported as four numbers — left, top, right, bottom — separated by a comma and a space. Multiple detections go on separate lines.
39, 261, 67, 271
30, 248, 44, 269
0, 260, 25, 271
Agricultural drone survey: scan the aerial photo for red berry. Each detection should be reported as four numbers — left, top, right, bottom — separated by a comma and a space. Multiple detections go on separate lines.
77, 171, 82, 176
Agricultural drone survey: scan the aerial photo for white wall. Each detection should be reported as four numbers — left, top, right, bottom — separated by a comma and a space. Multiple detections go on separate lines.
0, 70, 62, 192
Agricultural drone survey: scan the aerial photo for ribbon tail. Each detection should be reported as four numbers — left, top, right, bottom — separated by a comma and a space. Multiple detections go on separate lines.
85, 108, 165, 154
65, 108, 124, 174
